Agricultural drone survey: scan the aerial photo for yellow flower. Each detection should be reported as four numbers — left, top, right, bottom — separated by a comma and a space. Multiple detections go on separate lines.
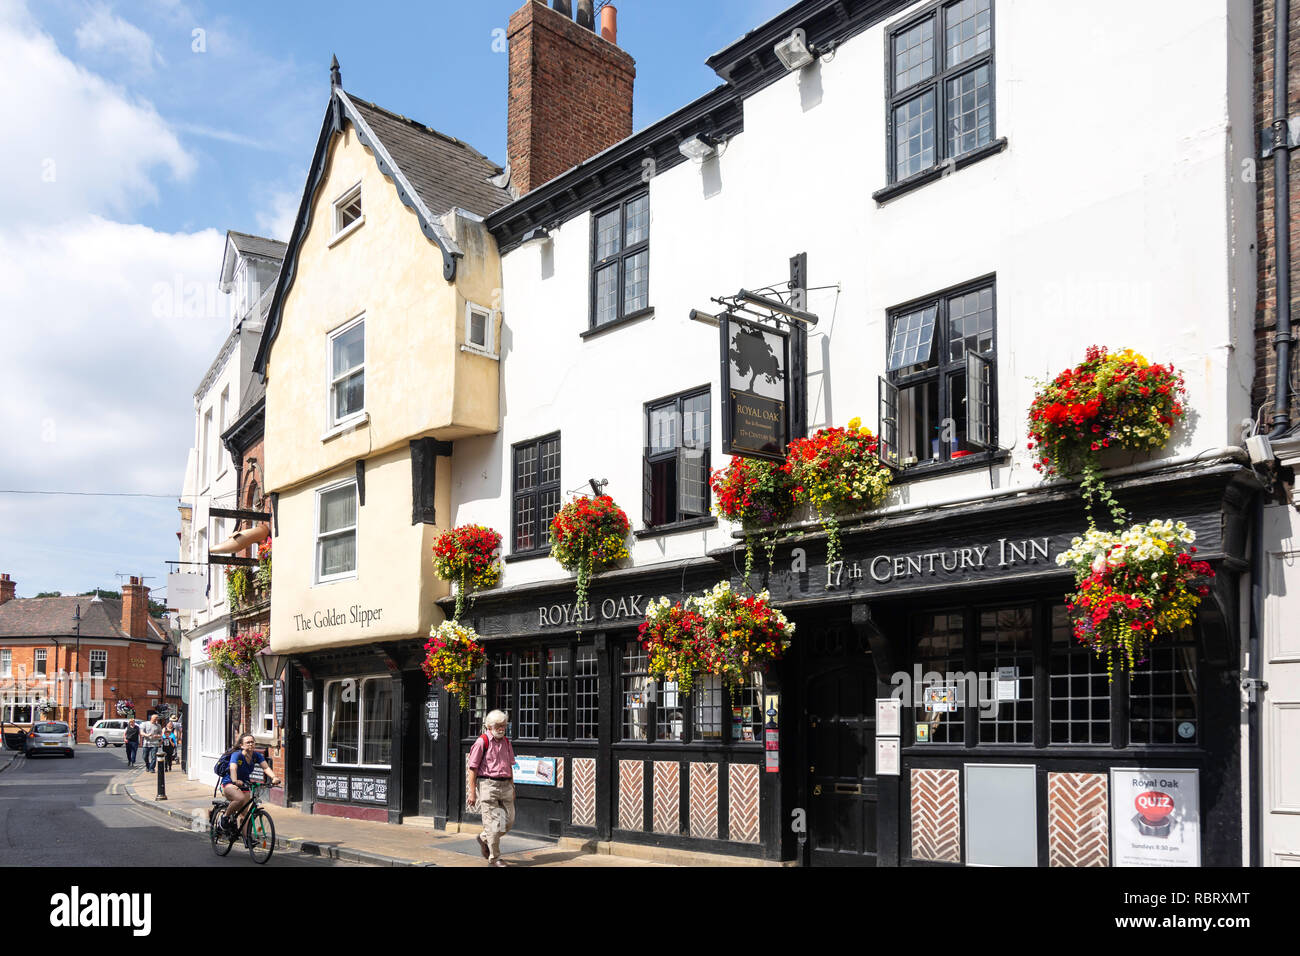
847, 417, 862, 431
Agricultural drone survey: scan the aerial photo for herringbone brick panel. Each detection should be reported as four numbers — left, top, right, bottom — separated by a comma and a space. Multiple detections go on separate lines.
653, 761, 681, 834
555, 756, 565, 789
1047, 772, 1109, 867
729, 763, 760, 843
690, 762, 719, 839
618, 759, 645, 831
911, 768, 961, 863
571, 757, 596, 828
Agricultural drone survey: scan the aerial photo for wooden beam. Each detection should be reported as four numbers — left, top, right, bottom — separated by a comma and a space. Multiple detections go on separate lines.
209, 507, 271, 522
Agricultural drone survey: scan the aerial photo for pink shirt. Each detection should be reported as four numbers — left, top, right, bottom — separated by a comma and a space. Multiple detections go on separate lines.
467, 734, 516, 779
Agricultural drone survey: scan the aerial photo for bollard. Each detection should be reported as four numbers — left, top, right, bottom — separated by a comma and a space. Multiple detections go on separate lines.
155, 753, 167, 801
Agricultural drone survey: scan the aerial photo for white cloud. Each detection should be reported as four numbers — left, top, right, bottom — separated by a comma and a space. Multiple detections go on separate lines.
75, 4, 164, 75
255, 188, 300, 243
0, 2, 194, 224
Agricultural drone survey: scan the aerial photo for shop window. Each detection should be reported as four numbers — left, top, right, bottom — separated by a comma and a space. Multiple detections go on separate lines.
89, 650, 107, 677
913, 612, 965, 744
34, 649, 46, 676
575, 647, 599, 740
1049, 604, 1110, 745
2, 702, 33, 724
315, 479, 358, 582
491, 652, 512, 733
546, 648, 569, 738
643, 388, 711, 530
1129, 640, 1199, 746
693, 677, 724, 740
511, 434, 561, 555
465, 663, 487, 735
887, 0, 994, 183
657, 679, 684, 742
591, 192, 650, 328
86, 701, 104, 728
622, 646, 649, 741
977, 607, 1034, 744
323, 676, 392, 767
880, 280, 994, 468
517, 650, 540, 740
328, 316, 365, 428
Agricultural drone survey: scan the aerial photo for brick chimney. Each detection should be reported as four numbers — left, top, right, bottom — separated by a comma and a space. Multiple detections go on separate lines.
121, 576, 149, 639
0, 574, 14, 606
507, 1, 635, 195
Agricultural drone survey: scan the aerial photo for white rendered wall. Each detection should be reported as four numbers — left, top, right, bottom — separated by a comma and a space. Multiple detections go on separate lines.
453, 0, 1255, 590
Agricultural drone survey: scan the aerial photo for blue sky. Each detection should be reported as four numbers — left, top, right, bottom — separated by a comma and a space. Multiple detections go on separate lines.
0, 0, 792, 603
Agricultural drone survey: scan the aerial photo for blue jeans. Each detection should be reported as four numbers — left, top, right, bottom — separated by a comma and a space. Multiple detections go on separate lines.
125, 741, 138, 765
143, 746, 157, 770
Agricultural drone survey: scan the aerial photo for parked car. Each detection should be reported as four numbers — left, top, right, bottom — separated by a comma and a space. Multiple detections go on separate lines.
90, 719, 128, 748
26, 721, 74, 758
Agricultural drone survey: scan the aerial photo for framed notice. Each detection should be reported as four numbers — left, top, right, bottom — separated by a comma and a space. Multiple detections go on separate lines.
1110, 768, 1201, 867
512, 756, 557, 786
876, 698, 902, 737
721, 313, 790, 462
876, 738, 900, 776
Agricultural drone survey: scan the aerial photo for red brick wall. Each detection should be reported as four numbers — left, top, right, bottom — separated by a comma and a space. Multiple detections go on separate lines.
1253, 0, 1300, 428
0, 640, 167, 729
507, 0, 635, 194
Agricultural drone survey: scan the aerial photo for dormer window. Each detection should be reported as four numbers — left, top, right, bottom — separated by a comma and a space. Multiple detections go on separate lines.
333, 183, 363, 239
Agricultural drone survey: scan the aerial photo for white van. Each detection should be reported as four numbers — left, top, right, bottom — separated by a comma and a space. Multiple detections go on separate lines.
90, 719, 128, 748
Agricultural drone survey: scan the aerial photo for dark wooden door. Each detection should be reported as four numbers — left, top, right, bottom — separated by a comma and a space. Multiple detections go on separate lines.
806, 660, 878, 866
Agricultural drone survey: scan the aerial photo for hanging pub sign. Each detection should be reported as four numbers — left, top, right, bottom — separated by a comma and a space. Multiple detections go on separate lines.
721, 311, 790, 462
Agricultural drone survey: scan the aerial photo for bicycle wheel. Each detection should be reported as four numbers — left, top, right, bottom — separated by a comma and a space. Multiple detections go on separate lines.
209, 807, 235, 857
247, 808, 275, 864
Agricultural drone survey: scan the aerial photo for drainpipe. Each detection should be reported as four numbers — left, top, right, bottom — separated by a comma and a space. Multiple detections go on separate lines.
1248, 0, 1294, 868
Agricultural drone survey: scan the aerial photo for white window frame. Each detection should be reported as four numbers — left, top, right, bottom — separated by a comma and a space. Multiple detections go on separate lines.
0, 649, 10, 677
201, 407, 213, 490
34, 648, 46, 676
326, 314, 366, 431
89, 649, 107, 677
257, 682, 275, 737
463, 301, 496, 356
217, 387, 230, 477
321, 675, 391, 769
86, 699, 104, 728
331, 181, 364, 241
314, 477, 359, 584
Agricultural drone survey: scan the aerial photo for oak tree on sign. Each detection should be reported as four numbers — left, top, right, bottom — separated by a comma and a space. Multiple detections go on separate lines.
729, 329, 783, 393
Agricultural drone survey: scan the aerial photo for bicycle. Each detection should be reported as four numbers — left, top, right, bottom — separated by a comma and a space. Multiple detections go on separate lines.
209, 776, 276, 864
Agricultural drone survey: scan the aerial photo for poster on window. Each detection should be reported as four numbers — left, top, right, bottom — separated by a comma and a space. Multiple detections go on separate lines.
721, 314, 789, 462
1110, 768, 1200, 867
512, 756, 557, 786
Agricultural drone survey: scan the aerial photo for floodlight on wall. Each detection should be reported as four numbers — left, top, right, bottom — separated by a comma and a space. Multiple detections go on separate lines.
737, 289, 819, 327
774, 28, 815, 71
678, 133, 718, 162
520, 225, 552, 247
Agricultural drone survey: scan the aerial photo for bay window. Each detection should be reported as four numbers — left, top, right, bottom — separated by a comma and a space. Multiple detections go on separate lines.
323, 676, 392, 767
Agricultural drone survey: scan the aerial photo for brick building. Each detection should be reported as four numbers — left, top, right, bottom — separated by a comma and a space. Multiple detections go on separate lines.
0, 575, 177, 740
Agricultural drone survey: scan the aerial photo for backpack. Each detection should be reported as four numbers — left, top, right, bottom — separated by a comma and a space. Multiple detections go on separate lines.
213, 748, 239, 778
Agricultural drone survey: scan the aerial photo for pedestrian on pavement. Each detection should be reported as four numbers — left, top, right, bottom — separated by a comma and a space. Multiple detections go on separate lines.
124, 718, 140, 768
140, 714, 160, 772
466, 709, 516, 867
162, 721, 177, 771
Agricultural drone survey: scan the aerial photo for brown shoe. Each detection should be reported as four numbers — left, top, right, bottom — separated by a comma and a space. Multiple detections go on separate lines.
477, 834, 490, 860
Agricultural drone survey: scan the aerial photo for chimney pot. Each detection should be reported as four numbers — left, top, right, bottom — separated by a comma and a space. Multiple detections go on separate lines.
600, 3, 618, 44
551, 0, 572, 17
576, 0, 594, 30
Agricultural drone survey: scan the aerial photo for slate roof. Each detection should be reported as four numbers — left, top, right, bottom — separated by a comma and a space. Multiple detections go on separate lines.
347, 95, 513, 219
0, 597, 168, 644
228, 231, 288, 262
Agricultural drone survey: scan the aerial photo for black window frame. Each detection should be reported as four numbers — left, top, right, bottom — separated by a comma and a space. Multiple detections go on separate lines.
470, 642, 601, 744
617, 639, 764, 746
589, 191, 651, 331
885, 0, 997, 186
509, 432, 561, 558
641, 386, 713, 534
879, 275, 997, 472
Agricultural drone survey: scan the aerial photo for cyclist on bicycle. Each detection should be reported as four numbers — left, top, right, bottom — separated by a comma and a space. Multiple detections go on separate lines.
220, 733, 280, 834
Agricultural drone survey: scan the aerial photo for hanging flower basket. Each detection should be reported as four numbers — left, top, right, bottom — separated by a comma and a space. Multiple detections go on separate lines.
640, 598, 710, 696
115, 699, 136, 718
710, 455, 797, 582
422, 620, 487, 709
431, 525, 503, 620
207, 630, 268, 708
1056, 519, 1214, 680
225, 566, 250, 609
641, 582, 795, 698
550, 495, 631, 615
1028, 347, 1186, 527
36, 697, 57, 718
785, 418, 893, 582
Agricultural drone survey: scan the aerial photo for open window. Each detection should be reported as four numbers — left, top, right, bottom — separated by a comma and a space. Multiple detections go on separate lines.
879, 280, 995, 468
643, 388, 711, 529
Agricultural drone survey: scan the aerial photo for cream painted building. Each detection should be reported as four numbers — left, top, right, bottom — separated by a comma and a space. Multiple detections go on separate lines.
252, 66, 510, 819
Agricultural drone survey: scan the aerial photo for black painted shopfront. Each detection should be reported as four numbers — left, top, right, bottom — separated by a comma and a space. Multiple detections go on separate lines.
291, 462, 1253, 865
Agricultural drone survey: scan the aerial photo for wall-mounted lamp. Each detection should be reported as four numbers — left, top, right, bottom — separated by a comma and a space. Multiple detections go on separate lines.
737, 289, 819, 327
678, 132, 718, 162
774, 27, 816, 71
520, 225, 552, 247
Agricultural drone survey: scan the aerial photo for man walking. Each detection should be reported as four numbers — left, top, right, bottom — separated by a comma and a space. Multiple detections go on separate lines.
124, 718, 139, 768
466, 710, 516, 867
139, 714, 160, 772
